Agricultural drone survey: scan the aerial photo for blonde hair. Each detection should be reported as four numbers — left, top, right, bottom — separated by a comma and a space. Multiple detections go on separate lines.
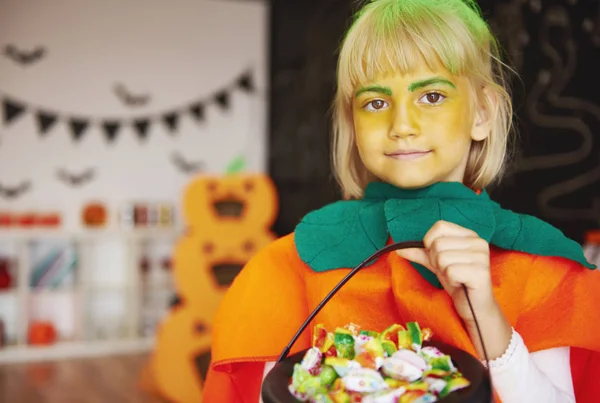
332, 0, 515, 199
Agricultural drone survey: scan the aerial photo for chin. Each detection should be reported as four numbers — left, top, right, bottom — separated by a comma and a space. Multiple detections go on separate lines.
383, 175, 438, 190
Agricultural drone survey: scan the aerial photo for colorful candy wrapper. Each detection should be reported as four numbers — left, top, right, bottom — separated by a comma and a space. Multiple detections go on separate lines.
342, 368, 390, 393
344, 322, 361, 336
354, 334, 373, 355
311, 393, 336, 403
438, 376, 470, 398
409, 393, 438, 403
324, 357, 361, 377
397, 330, 413, 350
400, 390, 440, 403
318, 366, 339, 387
381, 356, 424, 382
420, 346, 445, 361
429, 355, 456, 372
423, 376, 448, 394
302, 347, 324, 375
334, 328, 356, 359
314, 324, 335, 353
406, 322, 423, 350
360, 329, 380, 338
380, 324, 405, 345
288, 384, 309, 402
362, 386, 407, 403
292, 323, 470, 402
392, 349, 427, 371
381, 339, 397, 357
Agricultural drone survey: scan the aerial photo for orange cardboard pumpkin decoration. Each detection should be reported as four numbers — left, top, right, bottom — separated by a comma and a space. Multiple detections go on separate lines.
151, 171, 278, 403
183, 173, 278, 229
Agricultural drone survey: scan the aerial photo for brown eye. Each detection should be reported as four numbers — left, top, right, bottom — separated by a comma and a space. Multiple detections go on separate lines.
425, 93, 444, 104
371, 100, 386, 110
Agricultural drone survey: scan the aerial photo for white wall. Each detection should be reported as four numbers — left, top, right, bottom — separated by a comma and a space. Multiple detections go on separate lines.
0, 0, 269, 343
0, 0, 269, 231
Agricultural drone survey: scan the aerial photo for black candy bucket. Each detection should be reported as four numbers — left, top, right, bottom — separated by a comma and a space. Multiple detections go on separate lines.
260, 241, 494, 403
262, 339, 492, 402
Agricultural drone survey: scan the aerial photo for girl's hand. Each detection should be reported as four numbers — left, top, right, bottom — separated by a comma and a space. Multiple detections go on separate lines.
396, 220, 498, 324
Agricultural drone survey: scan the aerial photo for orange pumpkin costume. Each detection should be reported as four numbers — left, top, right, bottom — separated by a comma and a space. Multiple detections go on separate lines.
204, 183, 600, 402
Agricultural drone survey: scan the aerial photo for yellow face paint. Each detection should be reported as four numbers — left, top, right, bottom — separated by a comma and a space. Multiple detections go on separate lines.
352, 61, 484, 189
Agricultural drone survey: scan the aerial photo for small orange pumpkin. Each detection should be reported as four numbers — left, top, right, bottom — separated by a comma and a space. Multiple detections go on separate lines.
28, 321, 57, 345
82, 202, 107, 227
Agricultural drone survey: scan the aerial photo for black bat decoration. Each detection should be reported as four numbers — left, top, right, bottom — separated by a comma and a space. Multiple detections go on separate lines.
114, 83, 151, 107
0, 181, 31, 199
171, 152, 204, 174
56, 168, 96, 187
4, 45, 46, 65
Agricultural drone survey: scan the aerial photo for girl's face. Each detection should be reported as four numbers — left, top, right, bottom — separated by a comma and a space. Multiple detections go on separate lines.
352, 61, 489, 189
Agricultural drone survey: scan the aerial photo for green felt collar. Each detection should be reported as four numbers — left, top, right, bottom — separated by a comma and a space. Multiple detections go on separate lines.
294, 182, 595, 289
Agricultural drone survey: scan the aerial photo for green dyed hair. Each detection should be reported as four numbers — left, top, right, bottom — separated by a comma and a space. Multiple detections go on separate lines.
332, 0, 515, 199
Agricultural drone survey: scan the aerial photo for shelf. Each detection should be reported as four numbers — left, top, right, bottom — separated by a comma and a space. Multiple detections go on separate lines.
0, 228, 183, 241
0, 337, 155, 364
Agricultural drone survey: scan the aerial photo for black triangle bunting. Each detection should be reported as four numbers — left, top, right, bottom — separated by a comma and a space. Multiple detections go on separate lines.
3, 99, 26, 125
103, 121, 121, 143
69, 118, 89, 142
190, 103, 204, 122
215, 91, 229, 110
163, 112, 179, 133
237, 71, 254, 93
36, 111, 58, 135
2, 67, 255, 139
134, 119, 150, 140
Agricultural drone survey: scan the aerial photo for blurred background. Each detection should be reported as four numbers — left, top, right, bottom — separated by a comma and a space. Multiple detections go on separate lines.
0, 0, 598, 402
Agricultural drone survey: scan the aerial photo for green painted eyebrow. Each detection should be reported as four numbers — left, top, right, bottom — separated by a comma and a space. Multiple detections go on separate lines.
354, 85, 392, 98
408, 77, 456, 92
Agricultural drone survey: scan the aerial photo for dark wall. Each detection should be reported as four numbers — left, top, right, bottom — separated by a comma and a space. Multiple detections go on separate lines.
269, 0, 600, 243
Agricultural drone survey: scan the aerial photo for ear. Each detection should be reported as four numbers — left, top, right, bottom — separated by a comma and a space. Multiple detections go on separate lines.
471, 86, 497, 142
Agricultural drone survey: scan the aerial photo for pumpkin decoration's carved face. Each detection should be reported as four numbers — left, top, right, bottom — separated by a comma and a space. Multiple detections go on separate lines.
183, 174, 278, 228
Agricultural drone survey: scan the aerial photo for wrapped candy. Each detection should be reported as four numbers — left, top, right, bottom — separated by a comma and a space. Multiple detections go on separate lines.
438, 376, 470, 398
325, 357, 361, 377
302, 347, 324, 375
406, 322, 423, 350
319, 366, 339, 387
423, 376, 448, 395
334, 328, 356, 359
290, 322, 470, 402
362, 386, 407, 403
391, 349, 427, 372
429, 355, 456, 372
314, 324, 335, 353
341, 368, 390, 393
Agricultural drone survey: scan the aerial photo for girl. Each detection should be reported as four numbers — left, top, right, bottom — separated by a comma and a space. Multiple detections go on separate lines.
203, 0, 600, 402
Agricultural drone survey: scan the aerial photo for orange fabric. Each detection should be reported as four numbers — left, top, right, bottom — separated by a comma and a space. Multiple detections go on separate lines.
204, 234, 600, 403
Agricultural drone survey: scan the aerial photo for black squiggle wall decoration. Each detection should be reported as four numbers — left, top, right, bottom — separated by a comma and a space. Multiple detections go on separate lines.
171, 152, 204, 174
519, 6, 600, 221
113, 83, 151, 107
3, 44, 45, 66
0, 181, 31, 199
56, 168, 96, 187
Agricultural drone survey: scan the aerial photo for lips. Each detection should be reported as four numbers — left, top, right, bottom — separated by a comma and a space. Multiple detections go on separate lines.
385, 149, 432, 160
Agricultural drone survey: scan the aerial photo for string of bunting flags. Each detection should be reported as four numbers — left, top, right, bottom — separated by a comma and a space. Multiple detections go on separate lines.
1, 68, 255, 143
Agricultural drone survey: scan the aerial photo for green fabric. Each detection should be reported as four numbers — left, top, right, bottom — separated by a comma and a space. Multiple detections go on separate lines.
295, 182, 595, 289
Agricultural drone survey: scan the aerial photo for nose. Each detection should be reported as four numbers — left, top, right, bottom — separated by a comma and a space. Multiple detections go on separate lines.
389, 103, 420, 139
